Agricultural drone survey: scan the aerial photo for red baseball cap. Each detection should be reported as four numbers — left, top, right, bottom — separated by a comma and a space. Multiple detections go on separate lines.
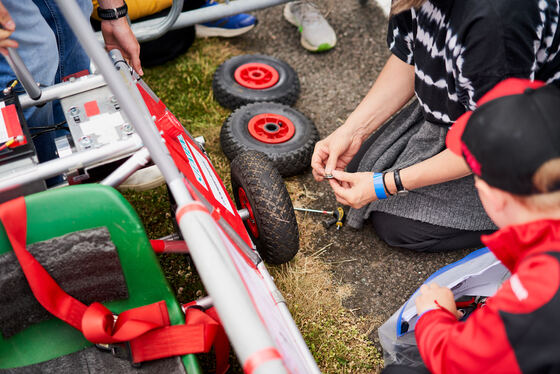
446, 78, 560, 195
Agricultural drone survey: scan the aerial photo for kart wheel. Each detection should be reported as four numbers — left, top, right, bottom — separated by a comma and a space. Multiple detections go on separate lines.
213, 54, 300, 110
231, 150, 299, 264
221, 102, 319, 177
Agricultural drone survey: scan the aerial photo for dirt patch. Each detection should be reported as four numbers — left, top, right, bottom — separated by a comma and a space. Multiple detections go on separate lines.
225, 0, 473, 348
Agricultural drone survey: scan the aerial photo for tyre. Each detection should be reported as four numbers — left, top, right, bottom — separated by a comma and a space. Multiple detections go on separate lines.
221, 102, 319, 177
213, 54, 300, 110
231, 151, 299, 264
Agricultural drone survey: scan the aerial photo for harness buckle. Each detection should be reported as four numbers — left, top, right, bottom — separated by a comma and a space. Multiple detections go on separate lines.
95, 342, 141, 368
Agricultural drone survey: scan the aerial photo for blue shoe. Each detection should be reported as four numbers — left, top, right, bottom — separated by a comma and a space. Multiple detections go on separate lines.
195, 0, 257, 38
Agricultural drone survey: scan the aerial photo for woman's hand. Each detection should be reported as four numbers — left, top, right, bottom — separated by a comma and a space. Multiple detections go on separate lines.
0, 1, 18, 55
328, 170, 378, 209
415, 283, 462, 319
311, 125, 365, 181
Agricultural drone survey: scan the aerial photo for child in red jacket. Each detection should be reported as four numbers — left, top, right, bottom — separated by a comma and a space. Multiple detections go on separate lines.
410, 78, 560, 373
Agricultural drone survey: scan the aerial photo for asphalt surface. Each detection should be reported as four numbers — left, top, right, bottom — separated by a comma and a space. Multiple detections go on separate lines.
227, 0, 472, 346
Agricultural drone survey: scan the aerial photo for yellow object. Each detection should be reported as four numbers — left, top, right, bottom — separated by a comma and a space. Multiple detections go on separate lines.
335, 207, 344, 230
91, 0, 173, 21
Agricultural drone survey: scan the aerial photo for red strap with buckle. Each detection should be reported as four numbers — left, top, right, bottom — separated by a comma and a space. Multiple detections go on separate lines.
0, 197, 230, 373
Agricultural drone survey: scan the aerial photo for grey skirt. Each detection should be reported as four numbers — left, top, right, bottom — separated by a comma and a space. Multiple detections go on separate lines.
345, 101, 496, 231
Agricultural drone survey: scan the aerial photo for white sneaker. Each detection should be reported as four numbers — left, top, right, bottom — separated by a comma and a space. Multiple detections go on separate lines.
118, 165, 165, 192
283, 1, 336, 52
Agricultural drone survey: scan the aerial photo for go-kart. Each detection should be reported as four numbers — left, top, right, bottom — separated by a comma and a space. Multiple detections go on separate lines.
0, 1, 319, 373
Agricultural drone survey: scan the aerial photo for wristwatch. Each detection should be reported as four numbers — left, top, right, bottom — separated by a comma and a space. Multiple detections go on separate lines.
393, 169, 408, 195
97, 2, 128, 20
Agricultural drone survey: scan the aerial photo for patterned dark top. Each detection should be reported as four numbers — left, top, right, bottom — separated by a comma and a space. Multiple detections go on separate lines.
388, 0, 560, 125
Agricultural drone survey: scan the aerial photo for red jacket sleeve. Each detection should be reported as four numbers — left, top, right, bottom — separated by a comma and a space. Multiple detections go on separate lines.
415, 253, 560, 374
415, 305, 521, 374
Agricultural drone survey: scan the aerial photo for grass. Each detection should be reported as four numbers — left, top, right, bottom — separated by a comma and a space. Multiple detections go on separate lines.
125, 38, 383, 373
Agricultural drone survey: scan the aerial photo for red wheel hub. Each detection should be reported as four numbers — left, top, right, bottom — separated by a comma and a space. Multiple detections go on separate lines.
247, 113, 295, 144
234, 63, 279, 89
238, 187, 259, 238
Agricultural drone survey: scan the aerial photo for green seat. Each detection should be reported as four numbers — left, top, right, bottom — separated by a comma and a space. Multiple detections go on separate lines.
0, 185, 199, 372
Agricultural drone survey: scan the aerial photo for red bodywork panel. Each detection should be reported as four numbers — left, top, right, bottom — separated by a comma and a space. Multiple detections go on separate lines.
137, 82, 253, 249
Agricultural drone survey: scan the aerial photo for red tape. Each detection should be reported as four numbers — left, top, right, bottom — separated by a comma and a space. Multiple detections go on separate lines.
243, 347, 283, 374
176, 202, 209, 223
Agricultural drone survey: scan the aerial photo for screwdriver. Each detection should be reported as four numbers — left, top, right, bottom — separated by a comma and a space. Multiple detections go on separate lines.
294, 207, 345, 230
294, 207, 334, 215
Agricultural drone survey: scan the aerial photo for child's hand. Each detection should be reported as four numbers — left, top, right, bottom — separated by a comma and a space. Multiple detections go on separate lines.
415, 283, 462, 319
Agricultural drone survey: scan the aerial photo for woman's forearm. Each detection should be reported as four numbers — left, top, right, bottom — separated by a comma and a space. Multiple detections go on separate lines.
384, 148, 472, 193
344, 54, 415, 142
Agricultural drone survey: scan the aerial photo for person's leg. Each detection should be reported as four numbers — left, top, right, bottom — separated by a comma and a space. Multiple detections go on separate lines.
370, 212, 494, 252
33, 0, 93, 125
0, 1, 59, 164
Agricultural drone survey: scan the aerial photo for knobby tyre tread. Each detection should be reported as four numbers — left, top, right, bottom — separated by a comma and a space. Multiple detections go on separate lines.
212, 54, 300, 110
231, 151, 299, 264
220, 102, 319, 177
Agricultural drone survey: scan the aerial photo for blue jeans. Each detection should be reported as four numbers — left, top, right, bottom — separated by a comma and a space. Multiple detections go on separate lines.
0, 0, 92, 165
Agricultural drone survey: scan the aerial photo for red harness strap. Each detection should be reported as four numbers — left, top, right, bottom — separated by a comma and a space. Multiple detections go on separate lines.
0, 197, 229, 373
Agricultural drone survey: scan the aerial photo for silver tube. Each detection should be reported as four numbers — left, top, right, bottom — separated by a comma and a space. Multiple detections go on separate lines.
178, 211, 286, 373
54, 0, 188, 204
131, 0, 184, 42
129, 0, 292, 31
6, 48, 41, 100
0, 137, 142, 193
100, 147, 151, 187
19, 74, 106, 109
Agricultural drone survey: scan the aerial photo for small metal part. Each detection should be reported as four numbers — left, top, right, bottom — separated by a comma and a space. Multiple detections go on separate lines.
54, 135, 73, 158
121, 123, 134, 135
194, 135, 206, 148
325, 174, 334, 179
68, 106, 80, 116
238, 208, 250, 220
110, 95, 118, 104
73, 116, 80, 123
78, 135, 92, 148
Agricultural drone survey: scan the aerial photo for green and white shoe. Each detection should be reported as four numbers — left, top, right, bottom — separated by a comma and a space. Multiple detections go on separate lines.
283, 1, 336, 52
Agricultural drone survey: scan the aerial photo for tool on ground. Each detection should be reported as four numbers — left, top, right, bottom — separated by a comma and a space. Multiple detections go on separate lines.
294, 206, 345, 230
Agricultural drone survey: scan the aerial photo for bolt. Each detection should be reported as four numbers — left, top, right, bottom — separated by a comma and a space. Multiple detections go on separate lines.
69, 106, 80, 116
79, 135, 92, 148
121, 123, 134, 135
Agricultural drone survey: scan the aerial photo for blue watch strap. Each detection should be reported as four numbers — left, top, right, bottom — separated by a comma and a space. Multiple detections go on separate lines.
373, 173, 388, 200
